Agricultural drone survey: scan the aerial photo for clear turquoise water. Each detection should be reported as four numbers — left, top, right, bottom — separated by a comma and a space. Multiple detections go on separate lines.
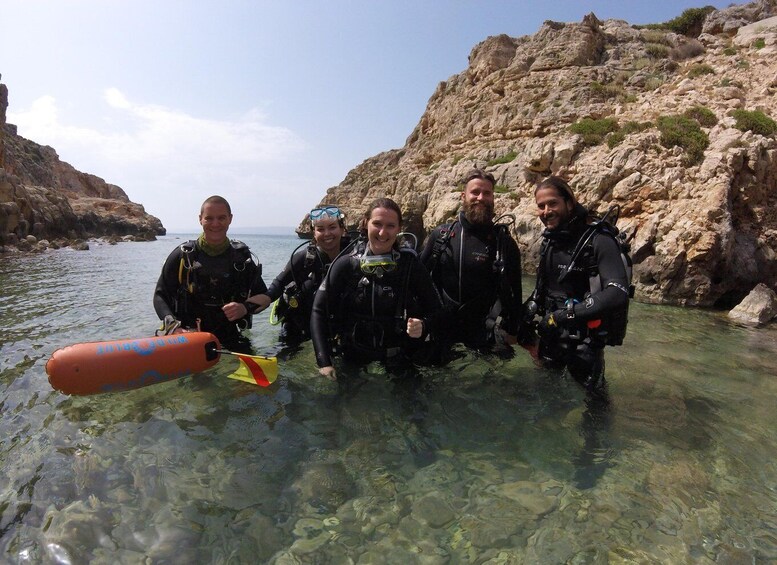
1, 234, 776, 563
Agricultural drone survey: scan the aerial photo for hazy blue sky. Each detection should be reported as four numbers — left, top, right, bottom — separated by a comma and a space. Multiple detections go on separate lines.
3, 1, 735, 230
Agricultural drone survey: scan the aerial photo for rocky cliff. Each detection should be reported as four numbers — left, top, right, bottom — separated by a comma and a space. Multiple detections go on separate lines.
306, 1, 777, 307
0, 80, 164, 252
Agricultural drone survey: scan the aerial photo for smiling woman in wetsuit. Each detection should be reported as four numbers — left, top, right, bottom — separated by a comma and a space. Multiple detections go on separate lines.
246, 205, 349, 346
310, 198, 443, 381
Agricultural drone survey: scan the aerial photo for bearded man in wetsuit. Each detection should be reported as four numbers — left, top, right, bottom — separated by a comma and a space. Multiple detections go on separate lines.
153, 195, 267, 352
420, 168, 523, 351
526, 177, 630, 393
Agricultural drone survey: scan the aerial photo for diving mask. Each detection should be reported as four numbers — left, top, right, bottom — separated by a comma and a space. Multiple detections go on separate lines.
310, 205, 343, 221
359, 254, 397, 277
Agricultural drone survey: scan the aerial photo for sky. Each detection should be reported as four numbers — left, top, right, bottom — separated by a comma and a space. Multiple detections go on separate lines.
2, 0, 737, 231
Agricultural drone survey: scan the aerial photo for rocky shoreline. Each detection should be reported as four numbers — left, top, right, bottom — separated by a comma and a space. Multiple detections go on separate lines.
0, 80, 165, 256
1, 232, 157, 255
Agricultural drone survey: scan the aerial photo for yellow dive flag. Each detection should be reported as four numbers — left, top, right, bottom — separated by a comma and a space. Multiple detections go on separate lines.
227, 353, 278, 387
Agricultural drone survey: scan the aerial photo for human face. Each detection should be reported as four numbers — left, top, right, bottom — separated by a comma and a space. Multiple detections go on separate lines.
199, 202, 232, 245
367, 207, 400, 255
535, 186, 574, 230
312, 217, 345, 258
461, 178, 495, 225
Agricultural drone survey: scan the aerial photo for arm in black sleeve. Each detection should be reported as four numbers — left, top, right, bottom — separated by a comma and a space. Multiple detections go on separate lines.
310, 255, 348, 368
407, 257, 444, 339
419, 226, 443, 271
570, 233, 629, 322
266, 246, 313, 300
153, 247, 182, 320
264, 256, 297, 301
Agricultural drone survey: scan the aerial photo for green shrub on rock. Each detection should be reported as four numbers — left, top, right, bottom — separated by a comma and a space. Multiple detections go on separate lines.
607, 131, 626, 149
640, 7, 715, 36
606, 121, 653, 148
731, 109, 777, 136
641, 30, 672, 45
688, 63, 715, 78
622, 121, 653, 134
683, 106, 718, 127
569, 118, 619, 146
657, 115, 709, 165
645, 43, 670, 59
591, 81, 626, 100
661, 7, 716, 36
486, 151, 517, 166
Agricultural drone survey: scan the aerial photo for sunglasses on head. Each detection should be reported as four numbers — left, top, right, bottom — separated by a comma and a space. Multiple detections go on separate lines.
310, 206, 343, 220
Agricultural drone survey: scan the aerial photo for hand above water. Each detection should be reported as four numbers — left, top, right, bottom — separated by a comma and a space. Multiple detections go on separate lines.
406, 317, 424, 339
222, 299, 268, 321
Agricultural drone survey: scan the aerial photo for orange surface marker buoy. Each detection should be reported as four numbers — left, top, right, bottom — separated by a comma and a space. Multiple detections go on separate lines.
46, 332, 221, 395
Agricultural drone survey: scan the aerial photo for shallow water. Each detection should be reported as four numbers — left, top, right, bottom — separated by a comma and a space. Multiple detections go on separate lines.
1, 235, 776, 563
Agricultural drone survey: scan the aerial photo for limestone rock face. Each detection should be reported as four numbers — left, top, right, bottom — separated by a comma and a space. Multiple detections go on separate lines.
303, 0, 777, 307
0, 81, 164, 252
728, 283, 777, 325
703, 0, 777, 35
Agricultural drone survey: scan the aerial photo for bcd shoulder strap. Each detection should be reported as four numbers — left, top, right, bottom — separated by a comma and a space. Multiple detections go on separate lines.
427, 220, 458, 273
303, 242, 318, 270
178, 240, 198, 287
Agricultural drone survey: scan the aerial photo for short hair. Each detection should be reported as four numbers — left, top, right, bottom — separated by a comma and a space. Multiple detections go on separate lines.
461, 168, 496, 188
200, 195, 232, 215
536, 176, 576, 204
360, 198, 402, 231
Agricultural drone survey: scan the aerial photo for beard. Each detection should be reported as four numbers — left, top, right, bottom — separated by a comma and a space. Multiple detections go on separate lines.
463, 200, 494, 226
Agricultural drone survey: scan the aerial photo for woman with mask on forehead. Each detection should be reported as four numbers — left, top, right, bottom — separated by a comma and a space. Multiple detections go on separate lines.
246, 205, 350, 346
310, 198, 443, 381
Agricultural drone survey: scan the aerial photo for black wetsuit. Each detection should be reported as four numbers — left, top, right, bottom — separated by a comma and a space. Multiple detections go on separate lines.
310, 247, 443, 369
420, 212, 522, 349
532, 206, 629, 389
153, 239, 267, 348
265, 238, 351, 344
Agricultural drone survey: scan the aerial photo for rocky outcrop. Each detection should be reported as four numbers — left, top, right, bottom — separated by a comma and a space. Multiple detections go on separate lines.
304, 1, 777, 307
0, 79, 164, 253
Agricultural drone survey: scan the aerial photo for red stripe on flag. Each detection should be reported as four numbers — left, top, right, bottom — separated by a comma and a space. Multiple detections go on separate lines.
241, 357, 270, 387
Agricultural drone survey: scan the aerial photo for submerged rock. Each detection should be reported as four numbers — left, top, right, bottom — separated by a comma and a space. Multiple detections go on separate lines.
42, 496, 118, 562
292, 460, 355, 514
728, 282, 777, 325
411, 492, 456, 528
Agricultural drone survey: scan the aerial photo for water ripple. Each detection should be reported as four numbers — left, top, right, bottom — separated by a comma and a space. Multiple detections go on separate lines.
1, 238, 776, 561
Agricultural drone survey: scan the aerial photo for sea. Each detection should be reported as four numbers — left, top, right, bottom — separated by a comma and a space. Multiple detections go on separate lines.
1, 233, 776, 563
